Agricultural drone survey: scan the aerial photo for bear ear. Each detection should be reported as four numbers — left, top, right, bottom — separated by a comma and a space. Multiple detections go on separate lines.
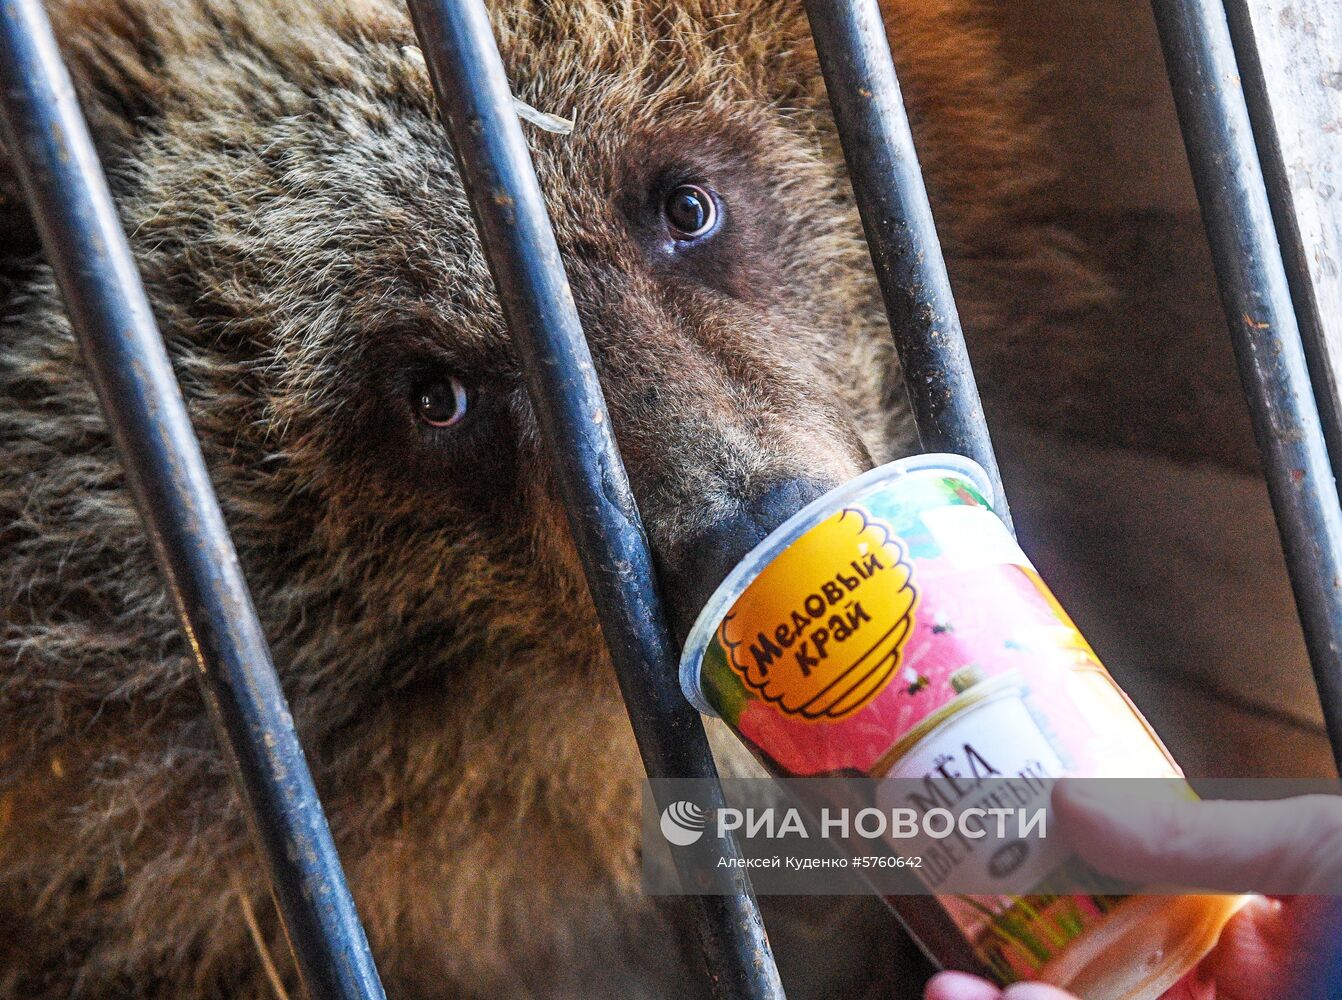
0, 0, 168, 256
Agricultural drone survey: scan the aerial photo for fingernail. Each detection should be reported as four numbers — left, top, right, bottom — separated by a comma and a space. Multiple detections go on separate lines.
1053, 779, 1145, 818
1053, 779, 1110, 807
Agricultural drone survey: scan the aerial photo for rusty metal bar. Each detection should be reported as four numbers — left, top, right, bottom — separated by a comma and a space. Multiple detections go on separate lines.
1221, 0, 1342, 498
1151, 0, 1342, 773
403, 0, 786, 996
0, 1, 388, 995
802, 0, 1011, 527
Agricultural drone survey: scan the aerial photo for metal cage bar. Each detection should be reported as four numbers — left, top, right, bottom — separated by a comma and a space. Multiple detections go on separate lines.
1221, 0, 1342, 501
10, 0, 1341, 992
0, 3, 387, 998
803, 0, 1011, 527
403, 1, 786, 997
1151, 0, 1342, 773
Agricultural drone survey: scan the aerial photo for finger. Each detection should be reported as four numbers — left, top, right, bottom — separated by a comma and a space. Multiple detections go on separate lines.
1053, 783, 1342, 894
923, 970, 1002, 1000
1199, 895, 1342, 999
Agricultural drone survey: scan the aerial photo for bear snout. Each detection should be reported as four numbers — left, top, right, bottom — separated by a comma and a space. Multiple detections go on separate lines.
660, 477, 837, 644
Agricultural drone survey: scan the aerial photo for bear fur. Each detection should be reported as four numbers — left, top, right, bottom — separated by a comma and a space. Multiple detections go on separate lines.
0, 0, 1099, 996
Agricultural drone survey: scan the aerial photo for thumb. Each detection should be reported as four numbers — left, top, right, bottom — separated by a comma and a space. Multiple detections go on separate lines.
1053, 782, 1342, 894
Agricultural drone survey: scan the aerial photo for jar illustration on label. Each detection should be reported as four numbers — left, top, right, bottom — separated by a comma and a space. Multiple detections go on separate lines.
872, 669, 1072, 898
679, 454, 1248, 1000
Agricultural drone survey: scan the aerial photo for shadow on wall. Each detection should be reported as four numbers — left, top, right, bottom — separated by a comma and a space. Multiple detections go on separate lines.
975, 0, 1333, 775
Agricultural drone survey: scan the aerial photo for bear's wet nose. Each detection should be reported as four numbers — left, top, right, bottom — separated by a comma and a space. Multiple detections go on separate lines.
662, 477, 837, 646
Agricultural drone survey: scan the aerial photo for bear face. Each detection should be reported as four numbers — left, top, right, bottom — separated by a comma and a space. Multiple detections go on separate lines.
0, 1, 1087, 996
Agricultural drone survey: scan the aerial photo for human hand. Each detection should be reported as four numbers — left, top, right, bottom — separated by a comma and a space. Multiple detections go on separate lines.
923, 783, 1342, 1000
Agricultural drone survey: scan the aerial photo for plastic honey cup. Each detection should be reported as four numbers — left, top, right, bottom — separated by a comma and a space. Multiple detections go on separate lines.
678, 454, 1248, 996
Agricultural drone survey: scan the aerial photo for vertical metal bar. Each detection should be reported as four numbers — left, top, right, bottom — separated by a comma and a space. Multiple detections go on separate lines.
0, 2, 388, 996
1151, 0, 1342, 773
1221, 0, 1342, 495
403, 1, 785, 997
802, 0, 1011, 528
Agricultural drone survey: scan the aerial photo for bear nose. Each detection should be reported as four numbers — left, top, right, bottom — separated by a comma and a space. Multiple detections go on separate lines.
662, 477, 837, 645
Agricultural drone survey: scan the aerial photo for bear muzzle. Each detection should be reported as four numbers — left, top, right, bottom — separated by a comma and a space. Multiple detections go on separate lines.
661, 477, 839, 645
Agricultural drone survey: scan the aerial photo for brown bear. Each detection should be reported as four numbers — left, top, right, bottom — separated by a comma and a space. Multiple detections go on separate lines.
0, 0, 1098, 996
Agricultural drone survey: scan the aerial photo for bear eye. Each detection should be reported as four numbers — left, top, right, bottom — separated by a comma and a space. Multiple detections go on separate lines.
663, 184, 719, 240
412, 375, 471, 428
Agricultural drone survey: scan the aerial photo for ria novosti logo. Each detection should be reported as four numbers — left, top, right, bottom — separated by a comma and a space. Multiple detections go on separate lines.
659, 800, 708, 846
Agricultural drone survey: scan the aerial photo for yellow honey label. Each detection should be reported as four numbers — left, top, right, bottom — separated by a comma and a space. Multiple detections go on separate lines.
718, 507, 917, 720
